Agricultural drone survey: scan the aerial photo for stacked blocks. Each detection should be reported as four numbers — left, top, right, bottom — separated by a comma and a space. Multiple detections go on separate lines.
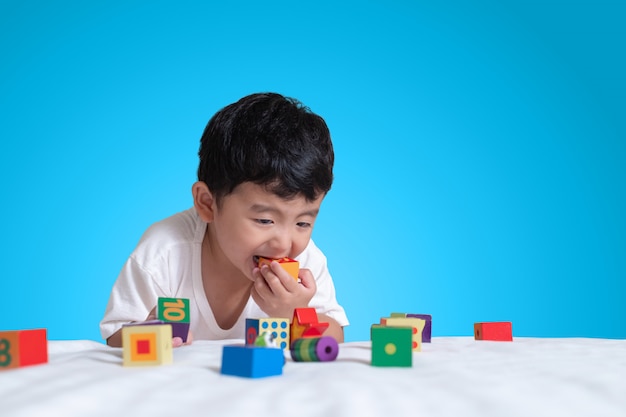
381, 317, 426, 352
0, 329, 48, 370
290, 336, 339, 362
290, 308, 329, 342
122, 324, 173, 366
221, 345, 284, 378
246, 318, 290, 350
257, 257, 300, 281
392, 313, 432, 343
371, 325, 412, 367
474, 322, 513, 341
157, 297, 190, 342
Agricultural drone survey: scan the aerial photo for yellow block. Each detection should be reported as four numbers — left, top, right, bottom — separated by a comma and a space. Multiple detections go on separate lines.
122, 324, 173, 366
381, 317, 426, 352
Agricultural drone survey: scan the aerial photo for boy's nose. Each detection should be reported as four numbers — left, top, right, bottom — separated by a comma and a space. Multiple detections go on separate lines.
269, 230, 292, 256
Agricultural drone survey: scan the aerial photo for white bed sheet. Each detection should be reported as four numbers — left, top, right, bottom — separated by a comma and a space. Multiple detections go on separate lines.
1, 337, 624, 417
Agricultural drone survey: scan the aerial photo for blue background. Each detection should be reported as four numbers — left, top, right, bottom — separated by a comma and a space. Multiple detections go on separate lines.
1, 1, 624, 342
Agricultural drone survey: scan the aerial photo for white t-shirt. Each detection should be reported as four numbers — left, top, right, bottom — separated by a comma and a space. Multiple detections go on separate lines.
100, 208, 349, 341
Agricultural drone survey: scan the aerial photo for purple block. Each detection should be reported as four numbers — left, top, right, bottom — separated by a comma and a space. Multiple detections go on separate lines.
407, 314, 432, 343
122, 320, 190, 342
169, 322, 190, 342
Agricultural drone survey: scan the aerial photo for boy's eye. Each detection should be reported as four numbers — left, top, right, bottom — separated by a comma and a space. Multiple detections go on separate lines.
297, 222, 312, 228
256, 219, 274, 225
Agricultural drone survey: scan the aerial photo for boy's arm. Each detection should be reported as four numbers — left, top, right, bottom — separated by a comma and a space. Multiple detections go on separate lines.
105, 307, 193, 348
318, 313, 344, 343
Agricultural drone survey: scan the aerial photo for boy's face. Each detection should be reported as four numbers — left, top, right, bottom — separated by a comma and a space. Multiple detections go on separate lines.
208, 182, 324, 282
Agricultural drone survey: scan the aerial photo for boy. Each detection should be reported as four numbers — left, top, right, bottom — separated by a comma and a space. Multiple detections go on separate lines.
100, 93, 349, 347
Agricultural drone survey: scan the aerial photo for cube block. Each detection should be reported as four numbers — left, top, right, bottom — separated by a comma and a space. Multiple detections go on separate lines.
0, 329, 48, 370
381, 317, 426, 352
157, 297, 190, 342
257, 257, 299, 281
122, 324, 173, 366
221, 345, 284, 378
474, 322, 513, 341
371, 325, 413, 367
392, 313, 433, 343
245, 318, 290, 350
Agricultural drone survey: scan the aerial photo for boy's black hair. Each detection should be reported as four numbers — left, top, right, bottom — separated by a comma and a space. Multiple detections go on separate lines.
197, 92, 334, 203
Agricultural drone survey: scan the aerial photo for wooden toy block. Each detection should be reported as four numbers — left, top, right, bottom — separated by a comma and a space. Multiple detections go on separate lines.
381, 317, 426, 352
246, 318, 290, 350
290, 307, 329, 342
157, 297, 190, 342
221, 345, 284, 378
371, 325, 412, 367
474, 322, 513, 341
257, 256, 299, 281
392, 312, 433, 343
0, 329, 48, 370
122, 324, 173, 366
290, 336, 339, 362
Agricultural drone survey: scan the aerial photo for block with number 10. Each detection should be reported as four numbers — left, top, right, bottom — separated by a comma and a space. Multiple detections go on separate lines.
157, 297, 190, 342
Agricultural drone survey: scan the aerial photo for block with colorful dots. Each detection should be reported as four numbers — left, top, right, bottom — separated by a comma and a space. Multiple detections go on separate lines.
381, 317, 426, 352
122, 323, 173, 366
0, 328, 48, 371
371, 325, 412, 367
157, 297, 190, 342
392, 312, 432, 343
246, 318, 290, 350
474, 322, 513, 341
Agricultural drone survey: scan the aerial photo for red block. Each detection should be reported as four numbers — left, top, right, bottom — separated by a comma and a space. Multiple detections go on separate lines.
474, 322, 513, 341
0, 329, 48, 370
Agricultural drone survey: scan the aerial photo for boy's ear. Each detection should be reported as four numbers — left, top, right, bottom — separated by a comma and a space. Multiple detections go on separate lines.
192, 181, 216, 223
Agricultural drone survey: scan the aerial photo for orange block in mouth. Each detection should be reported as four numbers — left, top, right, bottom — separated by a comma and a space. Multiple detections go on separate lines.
257, 257, 299, 281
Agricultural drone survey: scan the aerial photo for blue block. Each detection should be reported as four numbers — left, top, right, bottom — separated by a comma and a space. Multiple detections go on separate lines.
221, 345, 284, 378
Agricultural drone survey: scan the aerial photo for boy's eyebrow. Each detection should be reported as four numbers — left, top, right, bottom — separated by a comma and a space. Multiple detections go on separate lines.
249, 204, 319, 217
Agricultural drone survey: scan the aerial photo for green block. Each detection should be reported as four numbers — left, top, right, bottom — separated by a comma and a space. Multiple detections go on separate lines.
157, 297, 190, 323
390, 312, 407, 317
371, 325, 413, 367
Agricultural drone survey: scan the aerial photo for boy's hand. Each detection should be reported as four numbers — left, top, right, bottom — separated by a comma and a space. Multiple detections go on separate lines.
251, 261, 316, 318
145, 306, 193, 348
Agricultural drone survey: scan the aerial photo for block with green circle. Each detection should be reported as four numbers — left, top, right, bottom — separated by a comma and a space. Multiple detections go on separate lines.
371, 324, 412, 367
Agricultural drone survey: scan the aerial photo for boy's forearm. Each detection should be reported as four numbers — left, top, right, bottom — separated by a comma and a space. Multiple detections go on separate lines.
106, 329, 123, 347
317, 313, 345, 343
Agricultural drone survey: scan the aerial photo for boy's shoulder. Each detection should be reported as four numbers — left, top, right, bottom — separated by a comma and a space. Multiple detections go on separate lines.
134, 208, 203, 256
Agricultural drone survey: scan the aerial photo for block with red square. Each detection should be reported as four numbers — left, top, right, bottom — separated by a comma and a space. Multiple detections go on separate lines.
257, 257, 299, 281
0, 328, 48, 371
474, 322, 513, 341
122, 324, 173, 366
381, 317, 426, 352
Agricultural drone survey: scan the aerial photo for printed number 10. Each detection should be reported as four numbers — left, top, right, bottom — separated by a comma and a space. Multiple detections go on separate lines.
163, 299, 186, 322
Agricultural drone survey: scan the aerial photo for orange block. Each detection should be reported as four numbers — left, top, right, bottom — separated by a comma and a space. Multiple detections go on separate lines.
258, 257, 299, 281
